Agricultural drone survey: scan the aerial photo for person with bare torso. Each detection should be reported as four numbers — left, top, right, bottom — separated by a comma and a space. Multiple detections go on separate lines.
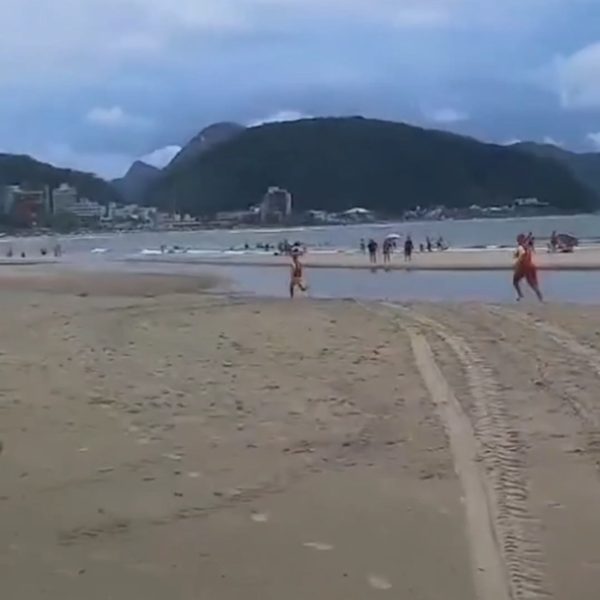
289, 253, 308, 298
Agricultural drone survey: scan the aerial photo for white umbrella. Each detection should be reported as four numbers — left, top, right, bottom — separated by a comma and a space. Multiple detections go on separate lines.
385, 233, 401, 241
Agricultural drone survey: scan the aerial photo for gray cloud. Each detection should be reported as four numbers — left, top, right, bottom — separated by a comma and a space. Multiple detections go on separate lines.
1, 0, 600, 177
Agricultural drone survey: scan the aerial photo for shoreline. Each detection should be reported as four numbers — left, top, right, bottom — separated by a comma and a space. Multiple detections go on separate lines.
124, 247, 600, 272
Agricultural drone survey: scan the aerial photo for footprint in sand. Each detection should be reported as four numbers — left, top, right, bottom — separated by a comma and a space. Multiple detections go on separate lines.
368, 575, 392, 590
303, 542, 334, 551
250, 512, 269, 523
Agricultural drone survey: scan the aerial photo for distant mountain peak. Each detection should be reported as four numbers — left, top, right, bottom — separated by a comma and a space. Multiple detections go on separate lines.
167, 121, 245, 170
112, 160, 161, 204
125, 160, 160, 176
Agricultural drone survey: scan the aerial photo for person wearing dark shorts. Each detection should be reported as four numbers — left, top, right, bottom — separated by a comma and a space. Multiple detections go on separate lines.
367, 239, 378, 264
404, 236, 414, 261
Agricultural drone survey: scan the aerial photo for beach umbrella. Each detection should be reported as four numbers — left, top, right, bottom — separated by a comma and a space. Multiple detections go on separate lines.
385, 233, 401, 241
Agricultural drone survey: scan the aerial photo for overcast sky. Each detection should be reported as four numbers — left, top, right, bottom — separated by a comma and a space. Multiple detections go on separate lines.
2, 0, 600, 178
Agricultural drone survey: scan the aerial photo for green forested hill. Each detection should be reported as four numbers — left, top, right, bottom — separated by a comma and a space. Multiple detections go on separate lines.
514, 142, 600, 198
146, 117, 598, 215
0, 153, 122, 205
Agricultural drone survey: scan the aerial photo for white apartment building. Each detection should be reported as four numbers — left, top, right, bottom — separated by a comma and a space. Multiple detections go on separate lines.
69, 198, 104, 219
52, 183, 103, 219
52, 183, 78, 214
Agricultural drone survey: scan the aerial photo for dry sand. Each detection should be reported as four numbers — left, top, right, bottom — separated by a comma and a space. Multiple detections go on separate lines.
1, 271, 600, 598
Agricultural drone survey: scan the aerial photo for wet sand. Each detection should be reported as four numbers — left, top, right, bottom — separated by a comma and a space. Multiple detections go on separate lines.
128, 245, 600, 271
2, 272, 600, 598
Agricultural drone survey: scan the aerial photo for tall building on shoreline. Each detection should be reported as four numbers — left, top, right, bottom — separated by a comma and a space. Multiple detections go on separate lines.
259, 187, 292, 223
0, 184, 50, 226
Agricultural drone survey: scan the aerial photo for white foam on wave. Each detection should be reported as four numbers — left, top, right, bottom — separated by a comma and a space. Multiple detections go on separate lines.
186, 249, 228, 256
229, 227, 308, 235
91, 248, 109, 254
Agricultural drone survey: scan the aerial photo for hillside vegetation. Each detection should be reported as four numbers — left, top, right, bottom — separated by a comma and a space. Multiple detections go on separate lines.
0, 153, 121, 205
147, 117, 598, 215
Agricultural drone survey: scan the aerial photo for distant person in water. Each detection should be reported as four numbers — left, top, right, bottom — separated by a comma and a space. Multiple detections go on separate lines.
382, 239, 392, 264
426, 236, 433, 252
549, 230, 558, 253
360, 238, 366, 254
404, 236, 414, 261
513, 234, 543, 302
289, 250, 308, 298
367, 239, 378, 264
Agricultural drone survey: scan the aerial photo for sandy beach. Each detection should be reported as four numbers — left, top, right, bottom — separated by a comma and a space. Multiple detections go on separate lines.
128, 245, 600, 271
2, 270, 600, 599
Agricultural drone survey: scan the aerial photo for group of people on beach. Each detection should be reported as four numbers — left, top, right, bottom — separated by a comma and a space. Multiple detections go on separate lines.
361, 235, 447, 264
4, 243, 62, 259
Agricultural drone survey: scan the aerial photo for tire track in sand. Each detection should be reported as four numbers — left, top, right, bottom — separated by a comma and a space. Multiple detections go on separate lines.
381, 303, 551, 600
409, 330, 510, 600
487, 305, 600, 428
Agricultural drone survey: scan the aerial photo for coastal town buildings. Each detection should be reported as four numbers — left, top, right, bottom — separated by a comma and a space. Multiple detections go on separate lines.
0, 184, 50, 226
51, 183, 104, 220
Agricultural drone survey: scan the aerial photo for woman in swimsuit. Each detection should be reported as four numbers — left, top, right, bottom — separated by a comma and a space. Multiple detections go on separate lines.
513, 234, 543, 302
290, 253, 307, 298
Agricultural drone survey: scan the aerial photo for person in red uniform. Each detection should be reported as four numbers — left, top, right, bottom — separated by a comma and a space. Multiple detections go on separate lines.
289, 251, 308, 298
513, 233, 543, 302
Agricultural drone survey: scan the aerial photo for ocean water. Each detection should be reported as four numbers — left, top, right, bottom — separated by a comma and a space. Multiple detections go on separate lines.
2, 213, 600, 259
203, 264, 600, 304
2, 214, 600, 303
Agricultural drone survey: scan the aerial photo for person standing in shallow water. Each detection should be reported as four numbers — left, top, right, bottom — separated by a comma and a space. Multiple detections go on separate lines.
382, 239, 392, 264
367, 239, 378, 264
404, 236, 414, 261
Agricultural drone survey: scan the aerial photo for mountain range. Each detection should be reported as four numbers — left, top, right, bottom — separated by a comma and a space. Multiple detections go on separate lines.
2, 118, 600, 218
512, 142, 600, 198
143, 117, 599, 216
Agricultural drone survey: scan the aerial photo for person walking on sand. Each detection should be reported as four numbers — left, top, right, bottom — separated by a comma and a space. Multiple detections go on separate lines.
404, 236, 414, 261
289, 250, 308, 298
513, 234, 543, 302
367, 239, 378, 264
